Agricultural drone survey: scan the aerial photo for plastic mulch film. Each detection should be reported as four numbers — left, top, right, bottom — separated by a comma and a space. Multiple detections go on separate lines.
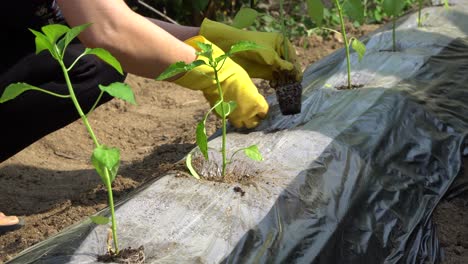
8, 3, 468, 264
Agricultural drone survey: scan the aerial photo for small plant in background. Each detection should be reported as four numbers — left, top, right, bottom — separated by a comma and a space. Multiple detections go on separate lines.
0, 24, 136, 257
382, 0, 405, 51
156, 41, 263, 179
417, 0, 449, 27
307, 0, 367, 89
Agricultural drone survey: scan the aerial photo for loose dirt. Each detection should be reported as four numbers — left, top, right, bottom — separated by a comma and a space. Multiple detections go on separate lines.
1, 24, 466, 263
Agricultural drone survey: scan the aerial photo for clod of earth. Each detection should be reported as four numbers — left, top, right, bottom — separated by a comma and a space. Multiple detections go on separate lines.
270, 70, 302, 115
336, 84, 364, 90
233, 186, 246, 196
97, 246, 145, 264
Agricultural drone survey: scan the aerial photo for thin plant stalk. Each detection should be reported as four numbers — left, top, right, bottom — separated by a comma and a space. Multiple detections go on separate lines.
392, 16, 397, 51
334, 0, 352, 89
103, 169, 119, 253
213, 67, 227, 177
59, 60, 119, 253
418, 0, 423, 27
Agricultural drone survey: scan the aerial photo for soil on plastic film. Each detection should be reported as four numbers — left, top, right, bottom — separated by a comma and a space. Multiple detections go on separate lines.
0, 24, 466, 264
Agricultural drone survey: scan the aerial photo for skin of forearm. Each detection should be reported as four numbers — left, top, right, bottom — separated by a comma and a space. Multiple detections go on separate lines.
149, 19, 200, 41
57, 0, 197, 79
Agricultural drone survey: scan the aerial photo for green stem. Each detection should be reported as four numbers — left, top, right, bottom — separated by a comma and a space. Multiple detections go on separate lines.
59, 61, 100, 147
30, 87, 71, 98
418, 0, 423, 27
279, 0, 289, 61
334, 0, 352, 89
67, 52, 88, 72
87, 90, 104, 116
228, 147, 247, 164
321, 27, 343, 36
392, 16, 396, 52
60, 60, 119, 253
212, 67, 227, 177
104, 168, 119, 254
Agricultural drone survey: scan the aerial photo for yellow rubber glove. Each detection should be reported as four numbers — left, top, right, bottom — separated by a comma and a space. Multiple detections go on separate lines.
174, 36, 268, 129
199, 18, 302, 82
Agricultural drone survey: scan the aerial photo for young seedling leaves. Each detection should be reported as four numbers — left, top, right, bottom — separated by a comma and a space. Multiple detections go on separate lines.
91, 145, 120, 184
156, 60, 205, 81
244, 145, 263, 161
382, 0, 405, 17
99, 82, 136, 105
58, 23, 91, 54
196, 121, 209, 160
343, 0, 364, 24
232, 7, 258, 29
0, 83, 40, 103
85, 48, 123, 75
42, 24, 69, 45
185, 152, 201, 180
351, 39, 366, 61
228, 41, 263, 55
29, 29, 55, 57
307, 0, 325, 27
196, 41, 213, 60
215, 101, 237, 117
443, 0, 449, 8
90, 216, 110, 225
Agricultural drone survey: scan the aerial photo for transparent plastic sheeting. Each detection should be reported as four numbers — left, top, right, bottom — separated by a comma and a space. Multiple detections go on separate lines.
9, 4, 468, 264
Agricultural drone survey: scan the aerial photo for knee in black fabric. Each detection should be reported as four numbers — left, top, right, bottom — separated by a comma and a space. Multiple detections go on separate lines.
0, 43, 127, 162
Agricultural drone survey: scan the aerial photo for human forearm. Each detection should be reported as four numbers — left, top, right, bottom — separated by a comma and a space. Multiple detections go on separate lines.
148, 18, 199, 41
57, 0, 196, 79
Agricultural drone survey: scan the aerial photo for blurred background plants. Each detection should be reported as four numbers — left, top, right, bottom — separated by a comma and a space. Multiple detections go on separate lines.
126, 0, 422, 39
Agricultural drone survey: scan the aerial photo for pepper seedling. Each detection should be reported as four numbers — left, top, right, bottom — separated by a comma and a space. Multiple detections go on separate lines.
307, 0, 366, 89
0, 24, 136, 255
156, 41, 263, 179
417, 0, 449, 27
382, 0, 406, 51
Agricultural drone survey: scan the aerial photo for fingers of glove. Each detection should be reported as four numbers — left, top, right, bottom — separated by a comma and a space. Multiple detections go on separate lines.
228, 93, 269, 129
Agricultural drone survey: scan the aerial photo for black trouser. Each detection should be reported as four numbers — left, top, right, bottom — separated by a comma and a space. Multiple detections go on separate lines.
0, 44, 126, 162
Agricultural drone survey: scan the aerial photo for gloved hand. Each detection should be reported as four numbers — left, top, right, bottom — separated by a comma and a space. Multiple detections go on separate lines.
199, 18, 302, 82
174, 36, 268, 129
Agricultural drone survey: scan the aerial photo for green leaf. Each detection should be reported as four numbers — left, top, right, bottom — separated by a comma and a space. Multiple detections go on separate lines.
185, 152, 201, 179
58, 23, 92, 54
214, 101, 237, 117
91, 145, 120, 184
29, 29, 55, 56
42, 24, 70, 44
90, 216, 110, 225
192, 0, 209, 12
0, 83, 39, 103
215, 54, 229, 64
196, 121, 209, 160
244, 145, 263, 161
307, 0, 325, 27
382, 0, 406, 17
343, 0, 364, 23
156, 60, 205, 81
443, 0, 449, 8
351, 38, 366, 61
232, 7, 258, 29
228, 41, 263, 55
85, 48, 123, 75
99, 82, 136, 105
195, 41, 213, 60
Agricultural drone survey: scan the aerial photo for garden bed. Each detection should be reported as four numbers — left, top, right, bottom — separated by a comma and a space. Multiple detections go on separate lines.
1, 3, 468, 264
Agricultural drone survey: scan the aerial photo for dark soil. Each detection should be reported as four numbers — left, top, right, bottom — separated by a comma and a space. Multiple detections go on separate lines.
1, 23, 466, 264
336, 84, 365, 90
97, 246, 145, 264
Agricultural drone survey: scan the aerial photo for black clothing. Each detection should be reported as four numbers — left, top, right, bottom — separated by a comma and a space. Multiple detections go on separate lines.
1, 1, 125, 162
